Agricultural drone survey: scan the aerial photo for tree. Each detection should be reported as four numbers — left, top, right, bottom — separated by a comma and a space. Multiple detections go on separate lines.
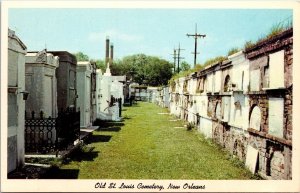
73, 51, 173, 86
74, 52, 89, 61
91, 59, 106, 71
180, 61, 191, 71
109, 54, 173, 86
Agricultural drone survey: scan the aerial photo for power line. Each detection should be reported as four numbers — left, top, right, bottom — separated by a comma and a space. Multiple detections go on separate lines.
187, 23, 206, 68
176, 43, 185, 73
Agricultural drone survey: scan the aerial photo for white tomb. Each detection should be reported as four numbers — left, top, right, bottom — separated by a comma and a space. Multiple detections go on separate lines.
76, 61, 93, 127
98, 62, 122, 121
249, 106, 262, 131
213, 70, 222, 93
95, 69, 103, 119
229, 93, 250, 130
268, 98, 284, 138
25, 52, 59, 118
199, 117, 213, 138
269, 50, 285, 89
7, 29, 27, 173
228, 51, 250, 93
222, 96, 231, 122
245, 145, 259, 174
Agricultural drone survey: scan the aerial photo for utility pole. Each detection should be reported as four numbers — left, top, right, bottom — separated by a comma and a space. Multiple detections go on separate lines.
170, 48, 177, 73
176, 43, 185, 73
187, 23, 206, 67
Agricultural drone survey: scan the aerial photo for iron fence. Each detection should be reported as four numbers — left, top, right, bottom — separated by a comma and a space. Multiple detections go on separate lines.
25, 108, 80, 154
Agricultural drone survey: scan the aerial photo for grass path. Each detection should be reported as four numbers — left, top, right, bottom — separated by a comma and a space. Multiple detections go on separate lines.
58, 102, 255, 179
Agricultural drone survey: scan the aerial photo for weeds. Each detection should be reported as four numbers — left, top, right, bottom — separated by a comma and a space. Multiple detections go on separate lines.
227, 47, 240, 56
186, 122, 194, 131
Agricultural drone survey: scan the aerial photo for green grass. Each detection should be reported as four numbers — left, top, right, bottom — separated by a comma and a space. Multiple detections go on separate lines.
51, 102, 257, 179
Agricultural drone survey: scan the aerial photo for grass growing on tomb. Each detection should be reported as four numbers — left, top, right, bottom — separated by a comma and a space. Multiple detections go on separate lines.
51, 102, 257, 179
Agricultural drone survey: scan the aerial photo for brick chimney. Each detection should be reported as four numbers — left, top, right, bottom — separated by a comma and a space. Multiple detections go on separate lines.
110, 43, 114, 65
105, 36, 110, 65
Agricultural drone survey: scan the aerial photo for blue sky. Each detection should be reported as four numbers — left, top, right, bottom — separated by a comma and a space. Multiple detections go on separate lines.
9, 8, 292, 66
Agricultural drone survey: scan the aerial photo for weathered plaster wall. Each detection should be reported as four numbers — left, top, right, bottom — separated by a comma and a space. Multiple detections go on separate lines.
167, 29, 292, 180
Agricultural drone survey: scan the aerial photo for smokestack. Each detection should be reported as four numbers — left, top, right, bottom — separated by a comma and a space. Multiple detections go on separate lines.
105, 36, 110, 65
110, 43, 114, 64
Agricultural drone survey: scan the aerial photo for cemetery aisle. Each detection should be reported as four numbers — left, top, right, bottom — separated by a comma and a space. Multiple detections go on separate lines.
57, 102, 256, 179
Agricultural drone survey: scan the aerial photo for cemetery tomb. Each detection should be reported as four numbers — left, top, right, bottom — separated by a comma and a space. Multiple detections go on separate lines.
248, 55, 268, 91
163, 87, 170, 108
98, 62, 123, 121
249, 106, 261, 131
76, 61, 93, 127
199, 117, 213, 138
178, 77, 185, 95
222, 96, 231, 122
202, 76, 207, 93
197, 95, 208, 117
250, 69, 260, 91
99, 75, 112, 119
223, 75, 231, 92
215, 102, 222, 120
166, 28, 292, 180
270, 151, 285, 179
48, 51, 77, 110
214, 70, 222, 93
268, 98, 284, 138
206, 73, 213, 93
228, 51, 250, 92
189, 78, 197, 95
90, 62, 98, 124
95, 69, 103, 118
111, 75, 126, 103
269, 50, 285, 89
245, 145, 259, 174
229, 93, 248, 129
7, 29, 27, 173
25, 51, 59, 118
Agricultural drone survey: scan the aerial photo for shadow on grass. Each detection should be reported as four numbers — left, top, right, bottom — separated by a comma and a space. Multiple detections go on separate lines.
61, 143, 100, 163
87, 135, 112, 143
131, 103, 141, 107
123, 103, 141, 107
98, 127, 121, 132
41, 167, 79, 179
7, 165, 49, 179
94, 119, 125, 127
122, 115, 131, 120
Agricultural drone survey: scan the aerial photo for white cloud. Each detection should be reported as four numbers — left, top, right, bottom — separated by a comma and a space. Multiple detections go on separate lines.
88, 29, 143, 43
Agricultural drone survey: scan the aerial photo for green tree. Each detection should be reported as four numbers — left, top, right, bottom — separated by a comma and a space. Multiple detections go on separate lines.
180, 61, 191, 71
74, 52, 173, 86
90, 59, 106, 71
74, 52, 89, 61
109, 54, 173, 86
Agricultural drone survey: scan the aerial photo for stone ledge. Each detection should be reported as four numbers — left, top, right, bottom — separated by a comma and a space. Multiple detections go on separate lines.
247, 128, 292, 147
247, 91, 267, 95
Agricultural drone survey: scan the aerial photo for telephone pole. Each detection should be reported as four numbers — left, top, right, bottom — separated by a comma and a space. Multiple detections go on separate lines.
187, 23, 206, 67
170, 48, 177, 73
176, 43, 185, 73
